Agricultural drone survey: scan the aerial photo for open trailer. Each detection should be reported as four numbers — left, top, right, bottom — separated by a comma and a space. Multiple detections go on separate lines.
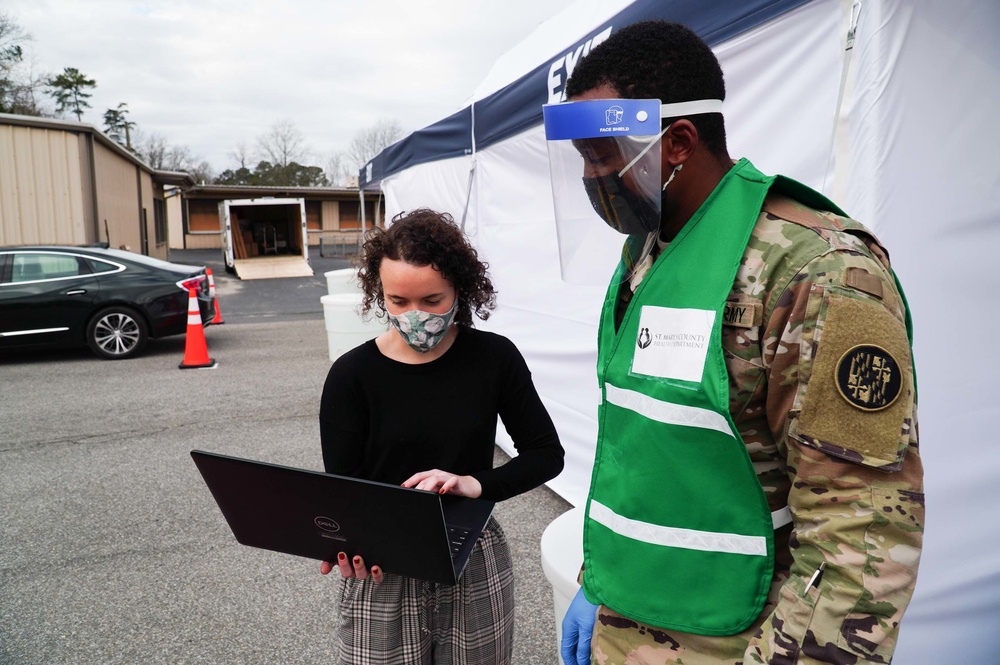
218, 197, 313, 279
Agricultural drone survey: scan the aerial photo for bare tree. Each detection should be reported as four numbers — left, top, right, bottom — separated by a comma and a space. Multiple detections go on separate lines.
187, 160, 215, 185
0, 12, 48, 116
228, 139, 254, 170
134, 130, 211, 181
163, 144, 197, 172
3, 51, 49, 116
256, 120, 307, 168
0, 12, 27, 57
0, 12, 28, 84
325, 150, 350, 187
347, 119, 403, 171
134, 130, 169, 169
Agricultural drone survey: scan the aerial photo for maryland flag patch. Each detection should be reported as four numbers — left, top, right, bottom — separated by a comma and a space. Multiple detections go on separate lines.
794, 291, 914, 469
835, 344, 902, 411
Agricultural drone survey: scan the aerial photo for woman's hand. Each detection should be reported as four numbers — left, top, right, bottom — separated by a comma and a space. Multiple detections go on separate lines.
320, 552, 383, 583
402, 469, 483, 498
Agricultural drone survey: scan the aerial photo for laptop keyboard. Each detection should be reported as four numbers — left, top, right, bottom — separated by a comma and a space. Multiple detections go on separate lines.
448, 526, 472, 560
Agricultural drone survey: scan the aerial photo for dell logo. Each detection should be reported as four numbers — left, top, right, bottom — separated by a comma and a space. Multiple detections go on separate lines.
314, 516, 340, 532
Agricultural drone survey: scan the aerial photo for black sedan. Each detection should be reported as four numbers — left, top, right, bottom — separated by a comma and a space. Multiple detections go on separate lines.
0, 245, 215, 360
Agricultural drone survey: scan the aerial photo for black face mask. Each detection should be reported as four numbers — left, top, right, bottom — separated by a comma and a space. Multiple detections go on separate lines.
582, 173, 661, 235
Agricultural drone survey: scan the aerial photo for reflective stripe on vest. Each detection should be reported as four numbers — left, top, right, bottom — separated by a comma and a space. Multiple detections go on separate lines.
600, 383, 795, 544
604, 384, 733, 437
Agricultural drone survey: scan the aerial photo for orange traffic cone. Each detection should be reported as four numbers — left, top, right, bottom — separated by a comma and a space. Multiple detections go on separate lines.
207, 268, 225, 325
179, 287, 217, 369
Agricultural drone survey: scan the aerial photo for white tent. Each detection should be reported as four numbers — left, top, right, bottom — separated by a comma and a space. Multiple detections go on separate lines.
361, 0, 1000, 660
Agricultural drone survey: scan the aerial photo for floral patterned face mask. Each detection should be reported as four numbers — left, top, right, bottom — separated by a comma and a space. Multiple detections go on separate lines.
387, 298, 459, 353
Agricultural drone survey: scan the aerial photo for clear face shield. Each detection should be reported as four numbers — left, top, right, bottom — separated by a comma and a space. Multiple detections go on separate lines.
543, 98, 723, 285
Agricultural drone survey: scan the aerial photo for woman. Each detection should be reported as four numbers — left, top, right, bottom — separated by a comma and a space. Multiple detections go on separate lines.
318, 208, 564, 665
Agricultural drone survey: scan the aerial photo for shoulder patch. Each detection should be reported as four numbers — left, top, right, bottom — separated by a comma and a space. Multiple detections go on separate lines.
795, 292, 914, 469
835, 344, 901, 411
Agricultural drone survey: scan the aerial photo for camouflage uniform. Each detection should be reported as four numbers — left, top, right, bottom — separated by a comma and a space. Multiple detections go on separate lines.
592, 193, 924, 665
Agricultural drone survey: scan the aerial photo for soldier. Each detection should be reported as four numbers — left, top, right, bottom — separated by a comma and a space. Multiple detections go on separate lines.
543, 21, 924, 665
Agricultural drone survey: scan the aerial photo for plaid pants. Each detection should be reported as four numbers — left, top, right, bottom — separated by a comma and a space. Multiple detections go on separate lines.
337, 517, 515, 665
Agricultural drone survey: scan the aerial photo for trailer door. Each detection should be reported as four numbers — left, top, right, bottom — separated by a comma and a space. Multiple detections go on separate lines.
297, 199, 310, 265
218, 201, 235, 271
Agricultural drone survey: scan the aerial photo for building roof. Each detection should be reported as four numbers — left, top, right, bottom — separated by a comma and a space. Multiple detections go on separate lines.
0, 112, 195, 187
184, 183, 366, 200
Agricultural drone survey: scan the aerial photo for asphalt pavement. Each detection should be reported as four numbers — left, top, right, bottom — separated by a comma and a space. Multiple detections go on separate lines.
176, 247, 355, 324
0, 249, 572, 665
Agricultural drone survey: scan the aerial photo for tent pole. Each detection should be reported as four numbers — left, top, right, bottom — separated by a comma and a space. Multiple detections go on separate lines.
360, 188, 367, 235
823, 0, 863, 197
460, 103, 476, 232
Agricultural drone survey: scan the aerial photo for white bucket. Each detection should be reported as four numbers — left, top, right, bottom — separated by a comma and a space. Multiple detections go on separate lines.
320, 293, 385, 362
540, 506, 585, 665
325, 268, 360, 295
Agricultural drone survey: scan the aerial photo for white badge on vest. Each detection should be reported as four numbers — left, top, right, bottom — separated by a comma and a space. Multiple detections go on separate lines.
631, 306, 714, 383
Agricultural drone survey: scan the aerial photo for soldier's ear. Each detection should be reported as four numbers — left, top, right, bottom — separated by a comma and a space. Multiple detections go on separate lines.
661, 120, 698, 170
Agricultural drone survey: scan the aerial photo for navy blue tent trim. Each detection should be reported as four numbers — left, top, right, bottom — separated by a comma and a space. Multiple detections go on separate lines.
361, 0, 811, 189
362, 107, 471, 189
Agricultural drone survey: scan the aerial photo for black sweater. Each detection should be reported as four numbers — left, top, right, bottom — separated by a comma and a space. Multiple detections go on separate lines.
319, 326, 564, 502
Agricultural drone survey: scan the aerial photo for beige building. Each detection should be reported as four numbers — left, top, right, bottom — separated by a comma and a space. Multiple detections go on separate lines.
1, 113, 380, 271
0, 113, 193, 260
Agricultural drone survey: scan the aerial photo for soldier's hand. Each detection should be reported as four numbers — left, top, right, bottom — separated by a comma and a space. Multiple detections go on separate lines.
561, 587, 598, 665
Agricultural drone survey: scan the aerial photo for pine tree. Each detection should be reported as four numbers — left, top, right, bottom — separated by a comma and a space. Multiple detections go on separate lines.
47, 67, 95, 121
103, 102, 135, 149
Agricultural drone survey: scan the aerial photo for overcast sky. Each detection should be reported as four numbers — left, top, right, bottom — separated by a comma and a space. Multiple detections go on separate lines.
5, 0, 577, 176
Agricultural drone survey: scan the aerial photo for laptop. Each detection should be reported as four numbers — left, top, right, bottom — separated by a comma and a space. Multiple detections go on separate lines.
190, 450, 495, 585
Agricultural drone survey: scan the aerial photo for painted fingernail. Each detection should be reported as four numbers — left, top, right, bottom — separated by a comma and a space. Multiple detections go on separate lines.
354, 556, 361, 565
338, 552, 346, 561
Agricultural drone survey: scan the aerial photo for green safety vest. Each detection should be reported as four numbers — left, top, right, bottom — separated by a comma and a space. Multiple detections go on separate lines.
583, 158, 847, 635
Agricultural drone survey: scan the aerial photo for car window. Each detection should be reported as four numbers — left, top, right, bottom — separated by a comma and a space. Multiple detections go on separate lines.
11, 253, 90, 283
99, 247, 192, 271
86, 258, 120, 274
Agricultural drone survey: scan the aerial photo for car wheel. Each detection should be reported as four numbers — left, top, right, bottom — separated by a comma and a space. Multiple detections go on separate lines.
86, 306, 149, 360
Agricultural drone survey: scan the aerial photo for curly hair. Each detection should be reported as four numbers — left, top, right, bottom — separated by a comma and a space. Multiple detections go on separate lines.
565, 21, 728, 156
357, 209, 497, 326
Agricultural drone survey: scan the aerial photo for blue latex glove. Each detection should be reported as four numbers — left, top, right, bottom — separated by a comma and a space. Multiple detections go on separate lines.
561, 587, 598, 665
